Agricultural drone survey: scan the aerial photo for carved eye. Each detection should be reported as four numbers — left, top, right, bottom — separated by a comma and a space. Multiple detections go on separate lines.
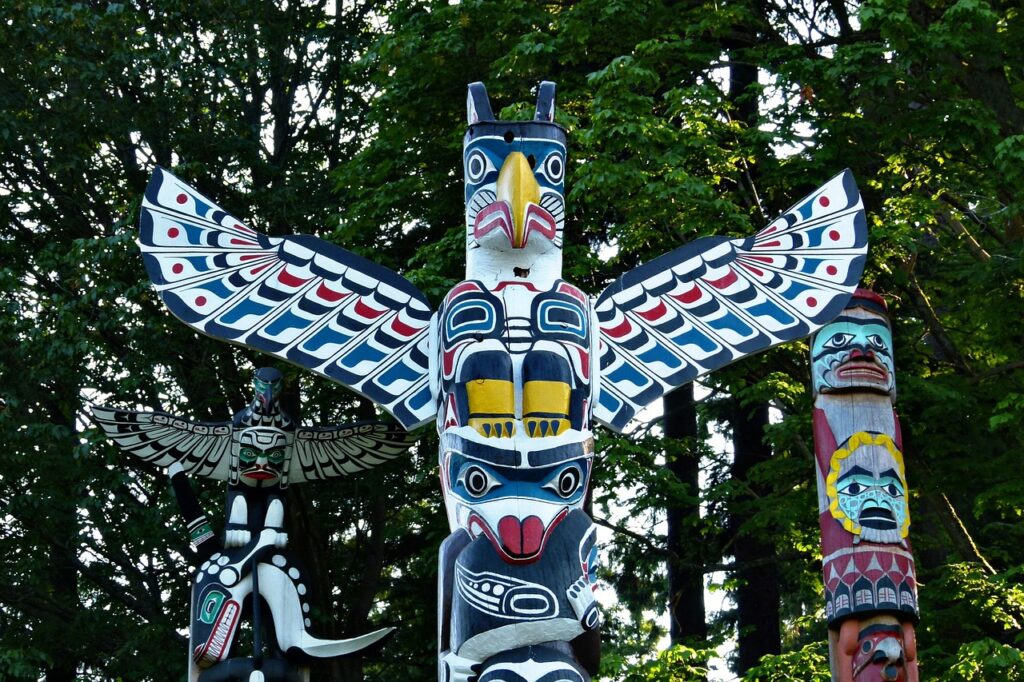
458, 465, 500, 498
466, 149, 494, 184
845, 481, 862, 495
824, 332, 854, 349
200, 590, 226, 624
544, 466, 582, 499
239, 447, 257, 464
867, 334, 888, 351
886, 483, 900, 496
541, 152, 564, 184
268, 449, 285, 465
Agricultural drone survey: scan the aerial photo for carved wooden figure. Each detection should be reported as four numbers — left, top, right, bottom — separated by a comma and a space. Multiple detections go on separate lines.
811, 290, 919, 682
93, 367, 411, 682
131, 81, 868, 680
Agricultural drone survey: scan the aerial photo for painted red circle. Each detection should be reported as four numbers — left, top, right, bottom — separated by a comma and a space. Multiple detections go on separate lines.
819, 196, 830, 207
829, 229, 841, 241
196, 296, 207, 306
807, 296, 818, 307
172, 263, 184, 274
167, 227, 180, 238
826, 265, 838, 275
176, 193, 188, 204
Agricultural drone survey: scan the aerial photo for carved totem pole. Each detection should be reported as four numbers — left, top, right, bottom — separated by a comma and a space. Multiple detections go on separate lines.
93, 367, 410, 681
811, 290, 919, 682
128, 82, 868, 680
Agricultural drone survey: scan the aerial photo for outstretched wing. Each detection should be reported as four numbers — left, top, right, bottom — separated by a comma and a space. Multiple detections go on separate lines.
138, 168, 435, 430
292, 421, 418, 483
594, 169, 867, 431
91, 405, 233, 479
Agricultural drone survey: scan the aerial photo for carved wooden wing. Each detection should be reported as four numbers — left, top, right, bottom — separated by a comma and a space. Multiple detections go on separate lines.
91, 405, 233, 479
594, 169, 868, 431
138, 168, 435, 430
291, 421, 418, 483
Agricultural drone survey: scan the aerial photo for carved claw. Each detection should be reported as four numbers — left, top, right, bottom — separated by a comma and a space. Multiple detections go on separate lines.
441, 650, 479, 682
272, 531, 288, 549
567, 576, 601, 630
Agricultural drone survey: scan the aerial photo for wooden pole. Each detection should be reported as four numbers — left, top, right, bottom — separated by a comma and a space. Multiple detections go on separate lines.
810, 289, 919, 682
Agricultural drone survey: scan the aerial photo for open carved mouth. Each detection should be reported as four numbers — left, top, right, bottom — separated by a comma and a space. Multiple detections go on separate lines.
836, 361, 888, 382
243, 470, 276, 480
193, 599, 240, 665
859, 507, 897, 530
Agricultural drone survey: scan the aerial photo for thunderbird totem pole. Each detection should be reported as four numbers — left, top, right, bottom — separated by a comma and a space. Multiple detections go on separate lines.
811, 290, 919, 682
123, 81, 867, 680
93, 367, 410, 681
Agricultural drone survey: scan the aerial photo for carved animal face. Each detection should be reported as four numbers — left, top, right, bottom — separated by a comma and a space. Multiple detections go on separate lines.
252, 367, 283, 415
812, 304, 895, 397
852, 623, 908, 681
440, 444, 591, 564
463, 82, 567, 284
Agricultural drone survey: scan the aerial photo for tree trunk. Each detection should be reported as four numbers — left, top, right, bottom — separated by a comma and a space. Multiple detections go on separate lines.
730, 400, 781, 675
663, 385, 708, 651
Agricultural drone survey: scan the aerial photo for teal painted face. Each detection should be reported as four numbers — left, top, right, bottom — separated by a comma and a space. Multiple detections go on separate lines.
827, 433, 910, 546
811, 308, 894, 396
235, 427, 289, 488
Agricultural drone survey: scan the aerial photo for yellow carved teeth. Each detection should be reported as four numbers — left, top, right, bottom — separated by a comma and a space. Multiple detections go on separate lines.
524, 417, 570, 438
469, 418, 517, 438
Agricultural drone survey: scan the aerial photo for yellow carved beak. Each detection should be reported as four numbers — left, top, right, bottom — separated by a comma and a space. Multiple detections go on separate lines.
495, 151, 540, 248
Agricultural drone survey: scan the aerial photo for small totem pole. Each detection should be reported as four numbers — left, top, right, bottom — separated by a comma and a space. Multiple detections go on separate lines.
810, 290, 919, 682
129, 81, 868, 681
93, 367, 410, 681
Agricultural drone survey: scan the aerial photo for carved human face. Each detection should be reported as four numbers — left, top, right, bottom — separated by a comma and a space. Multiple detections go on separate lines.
812, 306, 895, 397
235, 427, 288, 488
827, 433, 910, 545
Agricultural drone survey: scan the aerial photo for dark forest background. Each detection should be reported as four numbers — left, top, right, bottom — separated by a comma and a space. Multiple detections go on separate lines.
1, 0, 1022, 680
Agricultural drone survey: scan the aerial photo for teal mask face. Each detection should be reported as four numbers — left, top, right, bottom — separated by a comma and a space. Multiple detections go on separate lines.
811, 308, 894, 397
827, 434, 910, 546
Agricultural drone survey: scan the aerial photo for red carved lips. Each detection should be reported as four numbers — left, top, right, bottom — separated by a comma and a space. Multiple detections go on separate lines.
243, 469, 276, 480
836, 360, 888, 382
468, 508, 569, 564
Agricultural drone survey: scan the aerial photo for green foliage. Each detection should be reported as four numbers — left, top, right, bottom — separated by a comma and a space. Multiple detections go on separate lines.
2, 0, 1023, 679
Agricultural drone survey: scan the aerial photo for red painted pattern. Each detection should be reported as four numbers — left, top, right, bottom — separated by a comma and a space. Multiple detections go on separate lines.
390, 315, 424, 337
757, 240, 782, 248
354, 298, 387, 319
473, 201, 514, 243
740, 262, 765, 277
522, 203, 557, 245
277, 269, 310, 287
747, 255, 774, 264
239, 254, 263, 261
316, 282, 348, 302
445, 281, 483, 305
233, 223, 255, 233
637, 299, 667, 321
671, 285, 703, 304
707, 266, 739, 288
250, 264, 272, 276
558, 282, 588, 306
602, 317, 633, 339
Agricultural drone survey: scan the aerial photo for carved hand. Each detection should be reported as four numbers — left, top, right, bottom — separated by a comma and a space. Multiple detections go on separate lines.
567, 576, 601, 630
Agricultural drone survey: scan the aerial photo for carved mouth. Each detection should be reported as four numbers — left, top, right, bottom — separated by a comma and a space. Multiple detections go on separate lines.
243, 470, 276, 480
836, 361, 888, 382
467, 509, 568, 564
193, 599, 240, 665
859, 507, 897, 530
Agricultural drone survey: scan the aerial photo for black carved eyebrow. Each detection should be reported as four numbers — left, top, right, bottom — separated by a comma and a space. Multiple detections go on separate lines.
879, 468, 900, 480
838, 465, 872, 480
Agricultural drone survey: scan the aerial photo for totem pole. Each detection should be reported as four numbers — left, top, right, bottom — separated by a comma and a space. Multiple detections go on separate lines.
93, 367, 411, 681
811, 290, 919, 682
130, 82, 868, 681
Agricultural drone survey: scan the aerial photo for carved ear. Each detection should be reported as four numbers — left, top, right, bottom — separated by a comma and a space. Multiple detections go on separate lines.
534, 81, 556, 122
467, 82, 494, 124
